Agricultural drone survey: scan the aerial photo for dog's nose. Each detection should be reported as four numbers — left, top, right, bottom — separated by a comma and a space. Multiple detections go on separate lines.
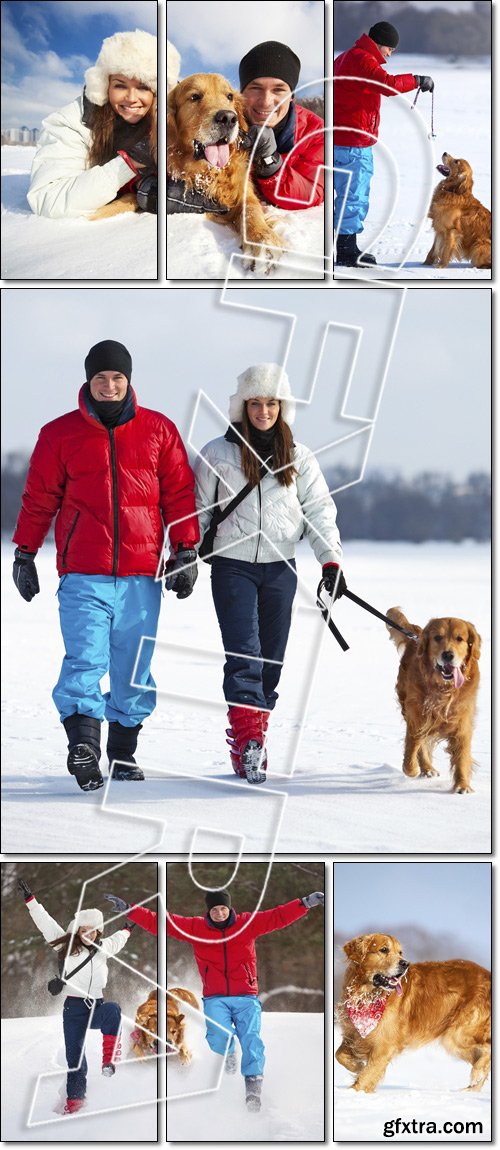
398, 959, 409, 974
214, 109, 238, 130
441, 650, 454, 663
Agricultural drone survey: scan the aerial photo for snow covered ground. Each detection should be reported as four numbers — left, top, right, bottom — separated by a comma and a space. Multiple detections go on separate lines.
334, 1025, 491, 1141
1, 1014, 158, 1140
167, 1010, 323, 1141
1, 147, 157, 281
334, 55, 491, 279
1, 540, 490, 856
167, 203, 324, 280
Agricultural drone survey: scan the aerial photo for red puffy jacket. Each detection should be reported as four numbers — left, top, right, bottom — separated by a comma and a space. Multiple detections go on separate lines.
334, 34, 417, 148
128, 906, 157, 935
13, 385, 199, 577
256, 102, 324, 209
167, 899, 308, 997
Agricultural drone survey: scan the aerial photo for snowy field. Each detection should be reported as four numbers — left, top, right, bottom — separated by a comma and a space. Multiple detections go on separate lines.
1, 147, 157, 281
334, 55, 491, 280
1, 1014, 158, 1140
334, 1025, 491, 1141
167, 1011, 323, 1141
1, 540, 490, 856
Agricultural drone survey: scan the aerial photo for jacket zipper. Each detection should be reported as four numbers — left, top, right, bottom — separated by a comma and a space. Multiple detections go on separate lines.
222, 929, 230, 995
253, 483, 262, 563
109, 429, 119, 576
61, 510, 80, 568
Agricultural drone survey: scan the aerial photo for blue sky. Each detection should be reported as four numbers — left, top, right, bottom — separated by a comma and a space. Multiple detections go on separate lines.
168, 0, 325, 97
334, 863, 491, 966
1, 1, 157, 128
1, 287, 490, 482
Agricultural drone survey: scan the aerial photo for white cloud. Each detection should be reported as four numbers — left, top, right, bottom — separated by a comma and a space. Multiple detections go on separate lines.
45, 0, 158, 34
168, 0, 325, 84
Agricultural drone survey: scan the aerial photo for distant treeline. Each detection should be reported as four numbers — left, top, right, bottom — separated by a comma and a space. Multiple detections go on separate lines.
334, 0, 491, 56
2, 455, 490, 543
296, 96, 324, 120
328, 469, 491, 543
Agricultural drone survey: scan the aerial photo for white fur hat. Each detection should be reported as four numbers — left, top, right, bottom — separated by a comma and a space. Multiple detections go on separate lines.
167, 40, 181, 94
84, 30, 157, 106
229, 364, 296, 426
67, 908, 104, 934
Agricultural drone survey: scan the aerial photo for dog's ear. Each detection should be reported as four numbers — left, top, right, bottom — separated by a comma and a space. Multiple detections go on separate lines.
234, 90, 249, 132
416, 622, 431, 662
177, 1011, 185, 1023
466, 623, 481, 662
167, 85, 179, 148
344, 935, 369, 962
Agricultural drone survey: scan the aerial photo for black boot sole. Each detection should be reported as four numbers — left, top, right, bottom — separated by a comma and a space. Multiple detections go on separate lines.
67, 745, 104, 792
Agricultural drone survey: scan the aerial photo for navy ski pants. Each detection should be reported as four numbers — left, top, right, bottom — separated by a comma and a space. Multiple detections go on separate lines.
63, 996, 121, 1100
210, 556, 297, 709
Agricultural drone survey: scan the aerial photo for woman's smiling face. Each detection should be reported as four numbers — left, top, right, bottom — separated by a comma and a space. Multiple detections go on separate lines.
246, 397, 280, 430
108, 75, 154, 123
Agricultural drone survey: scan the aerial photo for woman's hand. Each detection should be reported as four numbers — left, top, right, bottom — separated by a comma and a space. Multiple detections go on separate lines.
18, 878, 33, 901
322, 564, 347, 600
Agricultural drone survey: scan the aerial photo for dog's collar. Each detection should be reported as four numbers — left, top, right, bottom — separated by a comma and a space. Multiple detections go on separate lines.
344, 996, 388, 1037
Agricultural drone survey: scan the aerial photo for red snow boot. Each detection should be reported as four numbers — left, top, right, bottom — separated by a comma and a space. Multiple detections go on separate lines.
226, 712, 246, 778
102, 1032, 121, 1076
227, 706, 268, 784
63, 1097, 85, 1114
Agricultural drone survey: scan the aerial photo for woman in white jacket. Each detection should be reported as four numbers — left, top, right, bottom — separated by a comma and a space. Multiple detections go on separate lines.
194, 363, 346, 784
27, 29, 157, 219
19, 877, 134, 1115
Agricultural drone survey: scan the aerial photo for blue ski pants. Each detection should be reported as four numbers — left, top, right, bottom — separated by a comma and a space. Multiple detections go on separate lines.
210, 556, 297, 710
53, 574, 162, 726
63, 997, 121, 1100
334, 145, 374, 234
203, 995, 265, 1076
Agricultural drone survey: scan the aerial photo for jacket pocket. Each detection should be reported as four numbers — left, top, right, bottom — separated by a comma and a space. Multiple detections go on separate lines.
243, 962, 256, 986
61, 511, 80, 568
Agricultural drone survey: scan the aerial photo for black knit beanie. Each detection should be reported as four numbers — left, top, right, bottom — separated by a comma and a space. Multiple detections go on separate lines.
239, 41, 301, 92
205, 889, 232, 911
368, 21, 400, 49
84, 340, 132, 383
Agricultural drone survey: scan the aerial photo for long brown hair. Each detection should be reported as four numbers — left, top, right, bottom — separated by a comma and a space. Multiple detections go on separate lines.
49, 930, 102, 959
86, 97, 157, 168
240, 404, 297, 487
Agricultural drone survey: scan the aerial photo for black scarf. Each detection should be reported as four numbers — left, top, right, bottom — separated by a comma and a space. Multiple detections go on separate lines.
84, 382, 130, 428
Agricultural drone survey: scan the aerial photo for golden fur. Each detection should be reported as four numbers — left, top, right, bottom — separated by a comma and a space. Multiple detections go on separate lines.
424, 152, 491, 269
131, 989, 158, 1057
167, 72, 283, 271
386, 608, 481, 793
167, 987, 200, 1065
89, 99, 157, 221
336, 932, 491, 1093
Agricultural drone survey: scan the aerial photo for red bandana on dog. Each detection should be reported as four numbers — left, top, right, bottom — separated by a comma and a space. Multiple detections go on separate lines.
345, 996, 388, 1037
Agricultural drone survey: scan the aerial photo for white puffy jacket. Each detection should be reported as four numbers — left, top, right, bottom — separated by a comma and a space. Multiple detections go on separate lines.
27, 898, 130, 1000
194, 432, 342, 566
27, 96, 134, 219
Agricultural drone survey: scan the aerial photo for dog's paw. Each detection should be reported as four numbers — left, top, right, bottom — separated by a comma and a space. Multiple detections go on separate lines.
241, 240, 282, 275
420, 766, 439, 778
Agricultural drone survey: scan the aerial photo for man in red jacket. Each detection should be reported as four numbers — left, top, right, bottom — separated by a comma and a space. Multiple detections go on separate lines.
240, 40, 324, 209
12, 340, 199, 791
334, 20, 434, 265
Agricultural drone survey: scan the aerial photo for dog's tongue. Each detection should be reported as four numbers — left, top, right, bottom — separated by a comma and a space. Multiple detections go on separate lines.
395, 980, 403, 997
204, 143, 230, 168
453, 665, 465, 688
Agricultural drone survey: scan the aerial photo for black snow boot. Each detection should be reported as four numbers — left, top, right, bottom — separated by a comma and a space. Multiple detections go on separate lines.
64, 715, 104, 792
335, 232, 377, 267
107, 722, 144, 781
245, 1075, 263, 1112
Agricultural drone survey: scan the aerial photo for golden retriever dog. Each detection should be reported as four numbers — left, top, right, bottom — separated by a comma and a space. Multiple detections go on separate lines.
90, 99, 157, 221
167, 73, 283, 271
167, 987, 200, 1064
386, 608, 481, 793
424, 152, 491, 269
130, 989, 158, 1057
336, 933, 491, 1093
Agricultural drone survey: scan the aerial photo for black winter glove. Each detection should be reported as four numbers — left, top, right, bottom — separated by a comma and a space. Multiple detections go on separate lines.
415, 75, 434, 93
121, 136, 156, 174
104, 894, 131, 914
302, 892, 324, 909
167, 177, 230, 215
322, 564, 347, 600
136, 173, 157, 214
241, 125, 282, 178
18, 878, 33, 901
164, 546, 198, 599
13, 548, 40, 602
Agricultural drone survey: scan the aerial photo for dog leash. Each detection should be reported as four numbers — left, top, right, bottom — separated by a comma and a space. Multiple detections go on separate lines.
316, 581, 418, 652
411, 87, 436, 138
